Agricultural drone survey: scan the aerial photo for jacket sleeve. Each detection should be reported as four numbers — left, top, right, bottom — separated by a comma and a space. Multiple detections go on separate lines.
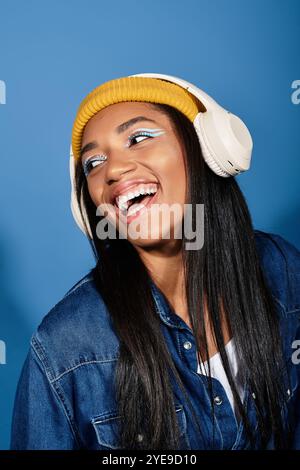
10, 342, 79, 450
255, 230, 300, 312
257, 231, 300, 448
271, 233, 300, 449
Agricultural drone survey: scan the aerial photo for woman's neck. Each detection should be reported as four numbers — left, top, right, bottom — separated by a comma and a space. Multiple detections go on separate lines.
136, 240, 190, 326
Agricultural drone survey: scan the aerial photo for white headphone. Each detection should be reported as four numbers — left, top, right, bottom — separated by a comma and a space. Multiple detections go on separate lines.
69, 72, 253, 237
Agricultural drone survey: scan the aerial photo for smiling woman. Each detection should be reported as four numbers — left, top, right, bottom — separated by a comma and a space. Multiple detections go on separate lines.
10, 73, 300, 450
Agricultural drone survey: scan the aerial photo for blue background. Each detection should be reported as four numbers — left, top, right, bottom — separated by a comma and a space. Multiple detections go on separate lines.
0, 0, 299, 449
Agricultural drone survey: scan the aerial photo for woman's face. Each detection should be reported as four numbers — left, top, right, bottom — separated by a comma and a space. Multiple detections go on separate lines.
80, 101, 187, 249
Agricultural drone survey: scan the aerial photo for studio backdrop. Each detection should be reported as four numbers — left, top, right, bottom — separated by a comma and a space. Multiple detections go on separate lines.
0, 0, 299, 450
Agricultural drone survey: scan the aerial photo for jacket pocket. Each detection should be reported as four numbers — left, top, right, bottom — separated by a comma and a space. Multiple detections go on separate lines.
91, 403, 189, 450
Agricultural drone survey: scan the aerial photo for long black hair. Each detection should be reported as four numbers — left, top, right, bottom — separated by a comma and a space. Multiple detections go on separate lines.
74, 102, 292, 449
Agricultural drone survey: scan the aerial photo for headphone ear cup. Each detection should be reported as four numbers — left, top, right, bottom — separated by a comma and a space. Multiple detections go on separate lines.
194, 122, 231, 177
69, 152, 93, 238
194, 109, 252, 177
193, 113, 232, 177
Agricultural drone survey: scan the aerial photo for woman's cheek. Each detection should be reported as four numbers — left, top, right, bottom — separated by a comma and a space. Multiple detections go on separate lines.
88, 181, 103, 207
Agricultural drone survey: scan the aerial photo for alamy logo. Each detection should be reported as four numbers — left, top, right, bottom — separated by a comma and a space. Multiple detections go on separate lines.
0, 80, 6, 104
95, 202, 205, 251
0, 340, 6, 365
292, 339, 300, 365
291, 80, 300, 105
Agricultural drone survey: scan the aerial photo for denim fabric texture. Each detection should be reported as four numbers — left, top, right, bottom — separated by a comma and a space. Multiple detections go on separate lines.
10, 229, 300, 450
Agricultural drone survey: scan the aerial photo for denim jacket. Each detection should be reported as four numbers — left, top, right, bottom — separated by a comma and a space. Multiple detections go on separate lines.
10, 229, 300, 450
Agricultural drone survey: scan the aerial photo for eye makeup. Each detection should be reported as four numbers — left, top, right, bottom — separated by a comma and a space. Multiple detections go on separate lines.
125, 128, 165, 148
82, 128, 165, 177
82, 154, 107, 177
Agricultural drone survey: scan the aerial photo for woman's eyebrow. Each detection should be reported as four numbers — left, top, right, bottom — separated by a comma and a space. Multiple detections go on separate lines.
80, 141, 99, 161
115, 116, 158, 134
80, 116, 159, 161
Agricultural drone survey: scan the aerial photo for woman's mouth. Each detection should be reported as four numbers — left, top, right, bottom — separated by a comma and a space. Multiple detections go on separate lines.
113, 183, 160, 224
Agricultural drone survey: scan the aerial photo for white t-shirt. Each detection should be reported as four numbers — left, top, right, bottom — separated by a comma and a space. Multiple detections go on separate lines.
196, 337, 245, 421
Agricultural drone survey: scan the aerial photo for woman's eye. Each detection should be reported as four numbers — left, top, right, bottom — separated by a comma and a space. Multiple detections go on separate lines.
127, 129, 165, 147
128, 132, 152, 146
83, 155, 107, 177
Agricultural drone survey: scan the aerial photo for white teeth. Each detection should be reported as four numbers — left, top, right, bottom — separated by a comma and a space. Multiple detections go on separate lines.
127, 202, 146, 217
115, 183, 158, 211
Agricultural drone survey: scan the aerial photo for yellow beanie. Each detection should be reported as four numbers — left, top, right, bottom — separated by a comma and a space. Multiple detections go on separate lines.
71, 76, 204, 161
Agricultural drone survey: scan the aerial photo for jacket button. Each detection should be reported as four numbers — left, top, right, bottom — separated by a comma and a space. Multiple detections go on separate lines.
214, 396, 223, 406
137, 433, 144, 442
287, 388, 291, 397
252, 392, 256, 400
183, 341, 192, 350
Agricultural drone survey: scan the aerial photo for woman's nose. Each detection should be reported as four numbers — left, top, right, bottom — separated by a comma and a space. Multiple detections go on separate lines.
104, 150, 137, 184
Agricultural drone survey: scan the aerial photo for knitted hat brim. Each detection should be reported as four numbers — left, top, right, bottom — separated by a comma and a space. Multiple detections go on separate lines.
71, 76, 204, 161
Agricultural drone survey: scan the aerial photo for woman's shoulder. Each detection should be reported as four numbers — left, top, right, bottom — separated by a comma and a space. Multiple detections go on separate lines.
254, 229, 300, 314
30, 269, 120, 381
36, 269, 107, 332
254, 229, 300, 270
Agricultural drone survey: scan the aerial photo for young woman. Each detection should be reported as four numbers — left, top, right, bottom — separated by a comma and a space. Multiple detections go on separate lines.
10, 73, 300, 450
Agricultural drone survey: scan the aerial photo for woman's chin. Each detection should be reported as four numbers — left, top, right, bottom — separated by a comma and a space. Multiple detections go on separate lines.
125, 223, 183, 249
